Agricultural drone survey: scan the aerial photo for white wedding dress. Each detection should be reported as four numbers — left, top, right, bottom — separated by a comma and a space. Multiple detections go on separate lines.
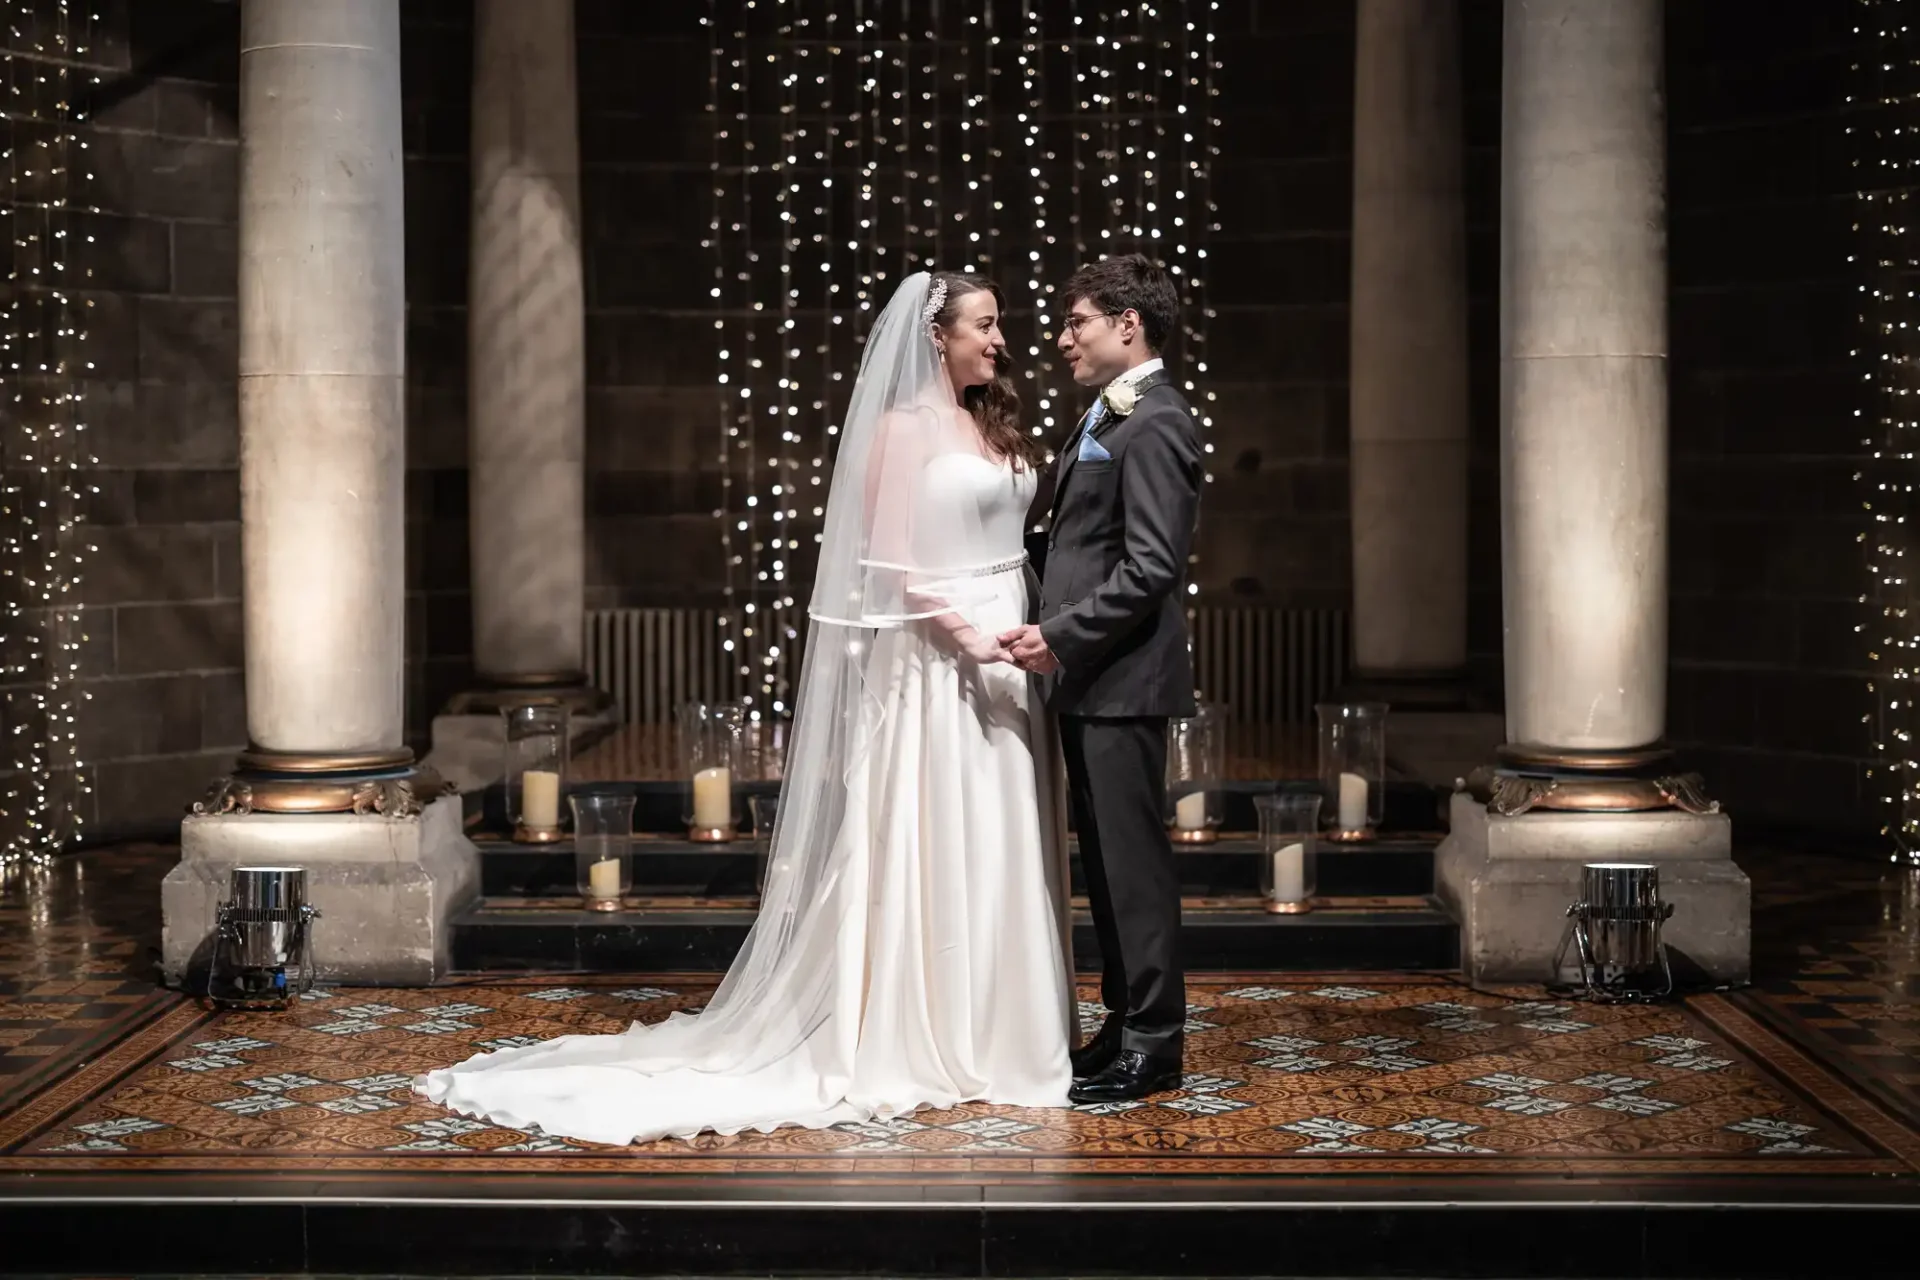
419, 277, 1074, 1146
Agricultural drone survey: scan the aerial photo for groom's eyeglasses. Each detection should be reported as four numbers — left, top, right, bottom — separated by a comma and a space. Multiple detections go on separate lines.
1062, 311, 1121, 337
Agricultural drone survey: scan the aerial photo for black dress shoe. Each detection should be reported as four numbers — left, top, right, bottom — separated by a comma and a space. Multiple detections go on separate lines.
1067, 1049, 1183, 1104
1070, 1015, 1124, 1079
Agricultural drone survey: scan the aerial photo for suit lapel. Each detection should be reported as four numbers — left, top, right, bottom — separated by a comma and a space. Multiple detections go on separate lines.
1050, 371, 1173, 515
1051, 402, 1100, 503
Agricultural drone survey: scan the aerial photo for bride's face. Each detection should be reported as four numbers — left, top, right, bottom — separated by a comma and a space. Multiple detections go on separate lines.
938, 288, 1006, 391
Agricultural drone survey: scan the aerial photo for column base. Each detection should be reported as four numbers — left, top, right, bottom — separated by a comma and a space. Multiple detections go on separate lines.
1462, 744, 1720, 816
1435, 791, 1749, 987
162, 794, 479, 988
190, 749, 455, 818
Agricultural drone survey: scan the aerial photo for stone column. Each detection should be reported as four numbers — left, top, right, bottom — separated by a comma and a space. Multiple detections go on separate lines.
1347, 0, 1470, 701
238, 0, 406, 763
167, 0, 475, 988
1500, 0, 1667, 759
465, 0, 588, 695
1434, 0, 1746, 989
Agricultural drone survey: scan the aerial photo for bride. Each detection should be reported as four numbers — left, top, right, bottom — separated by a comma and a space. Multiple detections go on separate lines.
418, 272, 1076, 1144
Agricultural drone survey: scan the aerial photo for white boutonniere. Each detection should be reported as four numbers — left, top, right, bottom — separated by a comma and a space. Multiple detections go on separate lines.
1101, 380, 1140, 418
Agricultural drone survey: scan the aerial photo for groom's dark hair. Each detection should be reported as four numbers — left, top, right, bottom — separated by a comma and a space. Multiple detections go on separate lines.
1061, 253, 1179, 355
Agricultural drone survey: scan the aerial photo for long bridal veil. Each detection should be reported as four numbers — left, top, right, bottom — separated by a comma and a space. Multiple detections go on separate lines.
425, 274, 1011, 1113
668, 270, 1003, 1072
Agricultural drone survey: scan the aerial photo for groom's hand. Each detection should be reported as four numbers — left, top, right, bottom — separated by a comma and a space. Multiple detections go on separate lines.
998, 625, 1060, 675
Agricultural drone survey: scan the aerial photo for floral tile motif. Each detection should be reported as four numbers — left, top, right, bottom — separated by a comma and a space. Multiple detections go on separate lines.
0, 975, 1910, 1179
2, 843, 1920, 1182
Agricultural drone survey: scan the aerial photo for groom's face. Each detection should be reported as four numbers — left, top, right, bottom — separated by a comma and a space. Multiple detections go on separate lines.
1059, 299, 1132, 388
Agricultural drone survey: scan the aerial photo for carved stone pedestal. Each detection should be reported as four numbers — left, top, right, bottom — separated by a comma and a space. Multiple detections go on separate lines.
161, 796, 479, 988
1434, 791, 1750, 988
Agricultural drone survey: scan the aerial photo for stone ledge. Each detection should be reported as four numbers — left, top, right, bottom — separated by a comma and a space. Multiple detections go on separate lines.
1436, 792, 1750, 987
1479, 804, 1733, 863
161, 795, 478, 988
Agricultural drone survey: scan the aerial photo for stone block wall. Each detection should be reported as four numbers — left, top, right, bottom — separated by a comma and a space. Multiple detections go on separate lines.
1662, 2, 1871, 836
63, 0, 243, 834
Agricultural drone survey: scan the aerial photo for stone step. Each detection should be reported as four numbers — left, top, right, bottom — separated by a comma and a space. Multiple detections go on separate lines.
449, 894, 1460, 973
475, 835, 1439, 900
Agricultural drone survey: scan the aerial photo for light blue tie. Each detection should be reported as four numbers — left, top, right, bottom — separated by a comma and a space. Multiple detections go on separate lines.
1072, 400, 1105, 456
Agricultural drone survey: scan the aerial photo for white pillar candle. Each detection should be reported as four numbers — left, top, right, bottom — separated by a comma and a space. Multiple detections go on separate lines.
1270, 841, 1306, 903
1174, 790, 1209, 831
521, 768, 561, 828
1337, 771, 1369, 831
587, 856, 621, 901
692, 766, 733, 829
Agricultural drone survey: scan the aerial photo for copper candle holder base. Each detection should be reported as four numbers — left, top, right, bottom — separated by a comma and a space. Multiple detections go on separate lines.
1265, 899, 1313, 915
583, 896, 623, 913
1170, 826, 1219, 845
688, 824, 738, 843
1325, 827, 1377, 843
513, 823, 565, 844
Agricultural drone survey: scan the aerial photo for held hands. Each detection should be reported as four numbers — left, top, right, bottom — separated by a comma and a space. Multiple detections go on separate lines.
998, 625, 1060, 675
958, 628, 1014, 666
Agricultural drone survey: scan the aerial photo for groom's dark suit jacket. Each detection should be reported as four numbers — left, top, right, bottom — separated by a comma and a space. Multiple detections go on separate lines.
1029, 372, 1202, 718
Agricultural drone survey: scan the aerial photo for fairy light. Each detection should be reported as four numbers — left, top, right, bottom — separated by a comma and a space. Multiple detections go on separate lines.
921, 1, 938, 270
2, 1, 99, 865
1187, 0, 1220, 601
892, 0, 907, 275
706, 1, 1213, 665
1098, 7, 1118, 245
704, 1, 736, 670
964, 5, 991, 275
1019, 0, 1056, 444
758, 0, 801, 712
812, 2, 837, 676
1855, 0, 1920, 862
857, 1, 880, 332
1138, 1, 1160, 250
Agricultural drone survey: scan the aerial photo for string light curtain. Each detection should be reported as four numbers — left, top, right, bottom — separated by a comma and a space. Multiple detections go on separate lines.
1, 1, 97, 867
704, 0, 1217, 716
1857, 0, 1920, 863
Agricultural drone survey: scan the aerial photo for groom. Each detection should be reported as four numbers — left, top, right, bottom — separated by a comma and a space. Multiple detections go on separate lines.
1001, 254, 1202, 1104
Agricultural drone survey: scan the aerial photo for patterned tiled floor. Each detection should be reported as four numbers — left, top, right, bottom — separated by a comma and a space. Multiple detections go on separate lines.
2, 842, 1919, 1187
0, 848, 173, 1113
1, 975, 1916, 1178
1738, 852, 1920, 1127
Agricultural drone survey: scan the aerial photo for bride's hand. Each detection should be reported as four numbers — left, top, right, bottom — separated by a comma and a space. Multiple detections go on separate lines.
960, 629, 1011, 666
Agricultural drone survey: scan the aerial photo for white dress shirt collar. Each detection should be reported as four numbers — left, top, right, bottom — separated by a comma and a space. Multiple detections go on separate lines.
1106, 357, 1164, 392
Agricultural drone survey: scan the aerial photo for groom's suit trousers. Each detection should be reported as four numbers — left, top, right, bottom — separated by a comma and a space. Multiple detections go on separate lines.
1059, 714, 1185, 1057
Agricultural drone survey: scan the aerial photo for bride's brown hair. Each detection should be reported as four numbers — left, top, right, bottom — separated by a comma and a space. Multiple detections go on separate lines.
929, 272, 1046, 471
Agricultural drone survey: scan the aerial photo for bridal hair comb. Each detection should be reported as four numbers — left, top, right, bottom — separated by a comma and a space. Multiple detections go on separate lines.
921, 278, 949, 326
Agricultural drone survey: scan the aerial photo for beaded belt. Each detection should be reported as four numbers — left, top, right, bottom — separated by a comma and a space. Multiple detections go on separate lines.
948, 552, 1029, 578
860, 552, 1029, 579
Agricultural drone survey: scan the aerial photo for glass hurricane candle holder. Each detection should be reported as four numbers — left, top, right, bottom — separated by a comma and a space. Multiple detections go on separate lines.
503, 702, 569, 843
570, 790, 634, 913
1254, 791, 1321, 915
678, 700, 744, 842
750, 794, 780, 900
740, 715, 787, 783
1315, 701, 1388, 841
1165, 704, 1224, 844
